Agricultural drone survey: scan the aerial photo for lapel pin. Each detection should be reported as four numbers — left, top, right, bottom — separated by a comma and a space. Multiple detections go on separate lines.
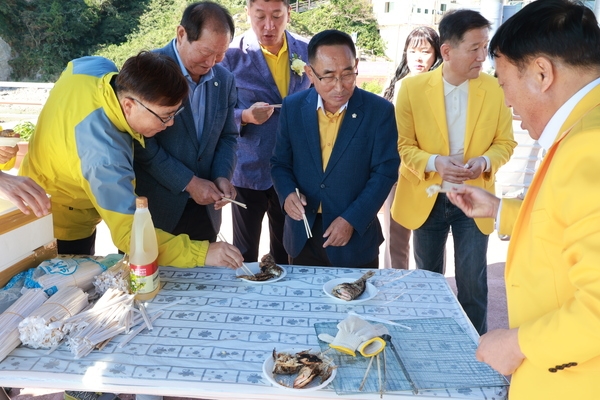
214, 82, 219, 86
352, 113, 357, 118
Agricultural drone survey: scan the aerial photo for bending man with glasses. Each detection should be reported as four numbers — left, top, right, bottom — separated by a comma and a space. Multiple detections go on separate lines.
271, 29, 399, 268
19, 51, 243, 268
134, 2, 240, 244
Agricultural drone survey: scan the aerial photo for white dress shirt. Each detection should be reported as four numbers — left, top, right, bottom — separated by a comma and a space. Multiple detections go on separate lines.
426, 78, 490, 190
496, 76, 600, 227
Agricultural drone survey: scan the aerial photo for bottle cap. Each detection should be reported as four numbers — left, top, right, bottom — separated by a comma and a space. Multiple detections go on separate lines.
136, 196, 148, 208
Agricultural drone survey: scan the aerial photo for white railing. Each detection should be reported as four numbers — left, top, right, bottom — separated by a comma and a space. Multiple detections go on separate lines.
0, 81, 53, 120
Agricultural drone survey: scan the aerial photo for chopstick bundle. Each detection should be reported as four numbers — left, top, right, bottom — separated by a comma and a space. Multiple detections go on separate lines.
37, 256, 120, 294
18, 286, 89, 349
0, 289, 48, 362
93, 255, 130, 295
63, 288, 136, 359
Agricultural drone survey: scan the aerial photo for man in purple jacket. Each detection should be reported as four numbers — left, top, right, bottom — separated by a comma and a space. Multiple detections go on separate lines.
221, 0, 311, 263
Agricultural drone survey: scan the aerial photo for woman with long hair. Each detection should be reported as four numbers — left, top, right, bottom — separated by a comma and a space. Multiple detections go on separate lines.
383, 26, 442, 270
383, 26, 442, 102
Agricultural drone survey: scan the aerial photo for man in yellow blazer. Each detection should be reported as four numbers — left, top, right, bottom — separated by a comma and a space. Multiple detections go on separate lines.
448, 1, 600, 398
391, 9, 515, 334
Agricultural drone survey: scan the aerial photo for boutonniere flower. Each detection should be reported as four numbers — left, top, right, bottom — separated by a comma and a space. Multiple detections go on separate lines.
290, 53, 306, 77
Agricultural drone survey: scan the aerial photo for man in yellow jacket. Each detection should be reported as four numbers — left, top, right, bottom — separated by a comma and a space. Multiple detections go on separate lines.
391, 9, 516, 334
448, 1, 600, 398
19, 52, 243, 269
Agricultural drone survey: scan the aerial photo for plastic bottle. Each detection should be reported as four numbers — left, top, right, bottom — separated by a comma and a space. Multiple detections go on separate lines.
129, 196, 160, 301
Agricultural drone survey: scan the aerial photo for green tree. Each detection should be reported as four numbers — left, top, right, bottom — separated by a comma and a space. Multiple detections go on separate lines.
96, 0, 187, 67
0, 0, 386, 80
1, 0, 102, 80
292, 0, 385, 56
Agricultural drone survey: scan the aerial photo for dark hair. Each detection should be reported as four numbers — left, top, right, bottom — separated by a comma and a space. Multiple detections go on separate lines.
247, 0, 290, 7
180, 1, 235, 43
439, 9, 490, 46
489, 0, 600, 70
383, 26, 442, 101
307, 29, 356, 64
116, 51, 188, 107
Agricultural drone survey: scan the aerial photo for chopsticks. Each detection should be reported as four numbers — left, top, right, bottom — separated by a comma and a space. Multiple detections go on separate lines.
217, 233, 255, 276
295, 188, 312, 239
222, 197, 247, 209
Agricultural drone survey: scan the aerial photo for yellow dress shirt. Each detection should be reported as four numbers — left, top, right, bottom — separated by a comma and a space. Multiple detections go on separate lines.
260, 35, 290, 99
316, 106, 346, 212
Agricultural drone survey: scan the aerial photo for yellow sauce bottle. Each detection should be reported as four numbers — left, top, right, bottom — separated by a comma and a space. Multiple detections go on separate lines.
129, 196, 160, 301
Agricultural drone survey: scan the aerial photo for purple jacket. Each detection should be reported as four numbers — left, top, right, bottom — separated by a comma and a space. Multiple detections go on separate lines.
221, 30, 310, 190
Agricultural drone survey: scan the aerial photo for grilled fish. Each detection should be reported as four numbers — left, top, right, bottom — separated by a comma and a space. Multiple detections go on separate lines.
331, 270, 375, 301
237, 253, 284, 281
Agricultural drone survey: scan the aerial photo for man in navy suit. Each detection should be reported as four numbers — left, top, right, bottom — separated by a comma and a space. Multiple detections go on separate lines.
271, 30, 399, 268
221, 0, 311, 264
134, 2, 242, 256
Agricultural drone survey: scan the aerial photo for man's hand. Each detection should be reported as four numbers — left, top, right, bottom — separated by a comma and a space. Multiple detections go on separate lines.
446, 185, 500, 219
0, 145, 18, 164
476, 328, 525, 376
284, 191, 306, 221
434, 156, 471, 183
241, 102, 275, 125
185, 176, 223, 205
464, 157, 487, 180
323, 217, 353, 248
213, 177, 236, 210
205, 241, 244, 269
0, 172, 50, 217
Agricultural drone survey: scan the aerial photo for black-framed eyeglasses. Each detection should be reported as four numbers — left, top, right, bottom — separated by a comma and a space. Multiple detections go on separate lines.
309, 65, 358, 86
128, 97, 185, 125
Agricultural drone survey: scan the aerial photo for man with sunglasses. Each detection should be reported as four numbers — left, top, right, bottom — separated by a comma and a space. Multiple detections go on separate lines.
133, 2, 239, 244
18, 51, 243, 269
271, 30, 399, 268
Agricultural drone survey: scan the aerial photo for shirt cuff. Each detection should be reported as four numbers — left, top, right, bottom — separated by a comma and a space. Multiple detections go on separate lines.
482, 155, 491, 172
495, 199, 503, 231
426, 155, 438, 173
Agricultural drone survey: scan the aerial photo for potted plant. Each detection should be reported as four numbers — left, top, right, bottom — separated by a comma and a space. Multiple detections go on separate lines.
12, 121, 35, 169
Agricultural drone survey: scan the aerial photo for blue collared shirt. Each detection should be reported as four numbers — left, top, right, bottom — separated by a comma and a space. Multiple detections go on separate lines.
172, 39, 214, 141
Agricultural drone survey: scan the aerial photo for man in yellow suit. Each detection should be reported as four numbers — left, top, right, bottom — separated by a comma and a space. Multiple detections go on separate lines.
447, 1, 600, 398
391, 9, 516, 334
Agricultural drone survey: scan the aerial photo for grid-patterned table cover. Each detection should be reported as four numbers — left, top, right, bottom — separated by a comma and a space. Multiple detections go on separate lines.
0, 267, 508, 400
315, 318, 509, 395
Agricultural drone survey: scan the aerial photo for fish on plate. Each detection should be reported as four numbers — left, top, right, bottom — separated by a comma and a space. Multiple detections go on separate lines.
272, 348, 335, 388
331, 270, 375, 301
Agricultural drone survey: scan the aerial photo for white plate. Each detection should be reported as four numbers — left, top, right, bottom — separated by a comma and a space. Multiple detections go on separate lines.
0, 137, 21, 146
323, 276, 379, 303
262, 347, 336, 391
235, 262, 287, 284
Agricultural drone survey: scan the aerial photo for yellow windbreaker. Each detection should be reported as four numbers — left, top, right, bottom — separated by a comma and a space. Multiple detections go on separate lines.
19, 56, 208, 267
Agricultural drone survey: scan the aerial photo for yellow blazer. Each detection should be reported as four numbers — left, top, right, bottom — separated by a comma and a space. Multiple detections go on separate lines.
391, 66, 516, 234
499, 85, 600, 400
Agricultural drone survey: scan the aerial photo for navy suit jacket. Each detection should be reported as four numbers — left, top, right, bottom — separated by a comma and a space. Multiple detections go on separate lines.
271, 88, 399, 267
133, 40, 238, 233
221, 30, 310, 190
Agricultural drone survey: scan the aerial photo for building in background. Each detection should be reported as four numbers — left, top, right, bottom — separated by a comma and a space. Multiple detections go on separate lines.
372, 0, 524, 65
